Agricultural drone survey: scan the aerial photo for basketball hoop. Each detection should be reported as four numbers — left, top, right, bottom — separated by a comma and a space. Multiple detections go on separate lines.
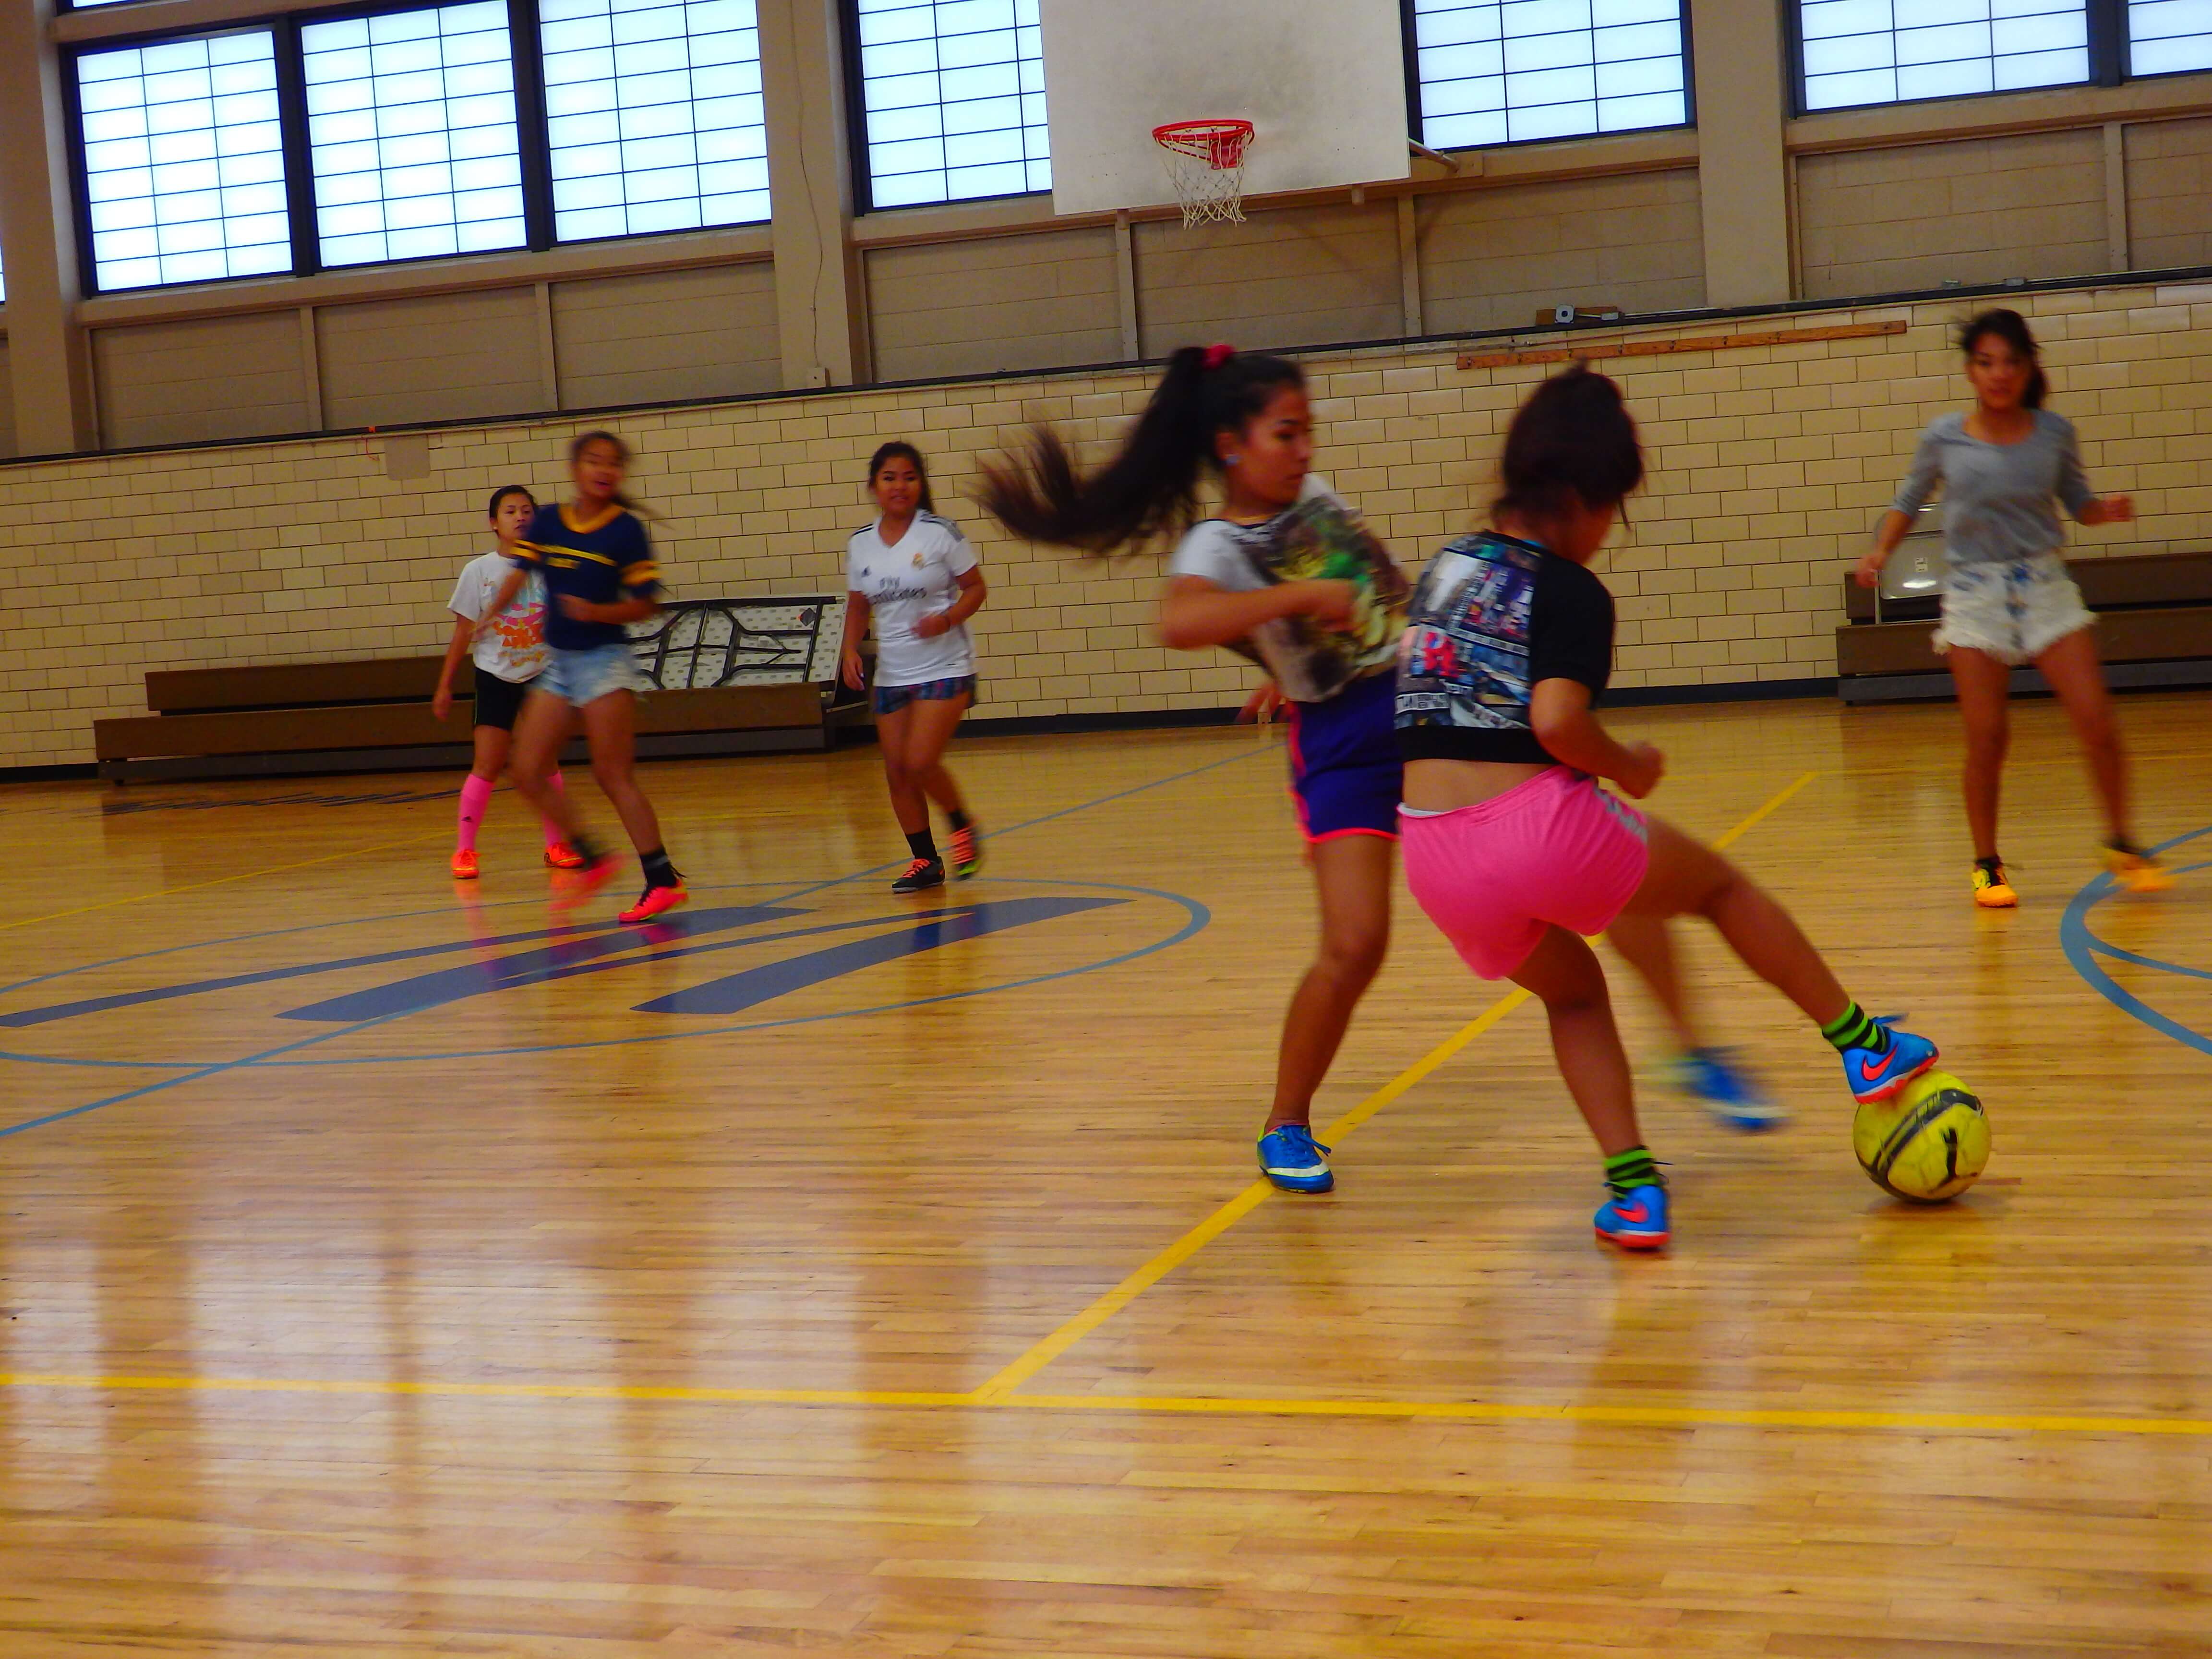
1153, 119, 1254, 227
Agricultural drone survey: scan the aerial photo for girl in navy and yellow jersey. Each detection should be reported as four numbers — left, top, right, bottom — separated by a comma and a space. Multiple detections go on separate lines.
483, 430, 686, 924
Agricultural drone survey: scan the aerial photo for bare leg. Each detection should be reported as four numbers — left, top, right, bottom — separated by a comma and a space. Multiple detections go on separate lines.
874, 704, 929, 836
1623, 817, 1851, 1029
1508, 926, 1642, 1157
1264, 834, 1393, 1131
508, 691, 587, 843
1946, 646, 2012, 862
470, 724, 512, 784
1605, 913, 1700, 1050
578, 690, 664, 854
2035, 625, 2133, 845
902, 692, 973, 819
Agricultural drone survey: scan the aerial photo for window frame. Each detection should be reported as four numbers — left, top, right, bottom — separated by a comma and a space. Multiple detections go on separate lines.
838, 0, 1051, 217
1400, 0, 1699, 157
534, 0, 771, 247
1787, 0, 2128, 119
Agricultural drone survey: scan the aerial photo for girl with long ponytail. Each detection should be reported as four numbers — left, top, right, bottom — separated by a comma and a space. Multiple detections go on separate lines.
983, 345, 1410, 1195
1860, 308, 2163, 908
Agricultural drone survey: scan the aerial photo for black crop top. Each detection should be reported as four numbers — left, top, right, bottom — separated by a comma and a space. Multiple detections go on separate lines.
1394, 530, 1614, 765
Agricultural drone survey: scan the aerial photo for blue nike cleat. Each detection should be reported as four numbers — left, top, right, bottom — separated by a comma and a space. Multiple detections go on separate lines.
1667, 1046, 1787, 1131
1841, 1018, 1939, 1104
1595, 1182, 1670, 1250
1256, 1124, 1334, 1193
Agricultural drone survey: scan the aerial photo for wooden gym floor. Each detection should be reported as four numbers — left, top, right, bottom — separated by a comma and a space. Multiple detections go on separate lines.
1, 693, 2209, 1657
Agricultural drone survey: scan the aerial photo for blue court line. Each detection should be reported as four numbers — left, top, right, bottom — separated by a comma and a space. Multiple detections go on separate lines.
2059, 826, 2212, 1059
0, 740, 1264, 1137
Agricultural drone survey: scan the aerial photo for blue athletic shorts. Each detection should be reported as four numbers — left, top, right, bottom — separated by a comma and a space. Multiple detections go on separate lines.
1286, 671, 1403, 842
873, 674, 977, 716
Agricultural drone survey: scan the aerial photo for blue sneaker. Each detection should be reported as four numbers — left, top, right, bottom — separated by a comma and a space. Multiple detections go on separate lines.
1841, 1018, 1939, 1104
1595, 1182, 1669, 1250
1667, 1046, 1787, 1131
1256, 1124, 1334, 1193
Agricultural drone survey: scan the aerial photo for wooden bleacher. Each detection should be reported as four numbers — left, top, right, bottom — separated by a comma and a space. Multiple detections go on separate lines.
1836, 550, 2212, 703
96, 595, 866, 782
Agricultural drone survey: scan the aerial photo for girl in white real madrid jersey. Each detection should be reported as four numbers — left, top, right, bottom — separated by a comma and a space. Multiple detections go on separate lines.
840, 442, 988, 894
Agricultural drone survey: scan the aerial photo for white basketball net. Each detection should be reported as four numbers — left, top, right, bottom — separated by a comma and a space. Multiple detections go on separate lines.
1154, 120, 1253, 228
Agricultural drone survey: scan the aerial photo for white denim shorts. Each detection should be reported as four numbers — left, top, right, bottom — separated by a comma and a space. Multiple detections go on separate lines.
1934, 553, 2095, 667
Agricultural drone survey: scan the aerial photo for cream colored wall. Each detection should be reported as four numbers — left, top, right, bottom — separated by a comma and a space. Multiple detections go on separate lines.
3, 277, 2207, 769
1135, 205, 1404, 356
93, 312, 309, 448
866, 227, 1122, 382
1418, 170, 1706, 335
552, 262, 781, 410
2128, 116, 2212, 271
1797, 130, 2115, 300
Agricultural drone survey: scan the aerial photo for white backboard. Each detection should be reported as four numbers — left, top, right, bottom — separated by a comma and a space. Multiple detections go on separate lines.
1039, 0, 1410, 219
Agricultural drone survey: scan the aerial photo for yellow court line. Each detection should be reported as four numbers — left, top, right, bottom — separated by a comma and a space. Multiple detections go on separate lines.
969, 770, 1821, 1403
0, 827, 455, 934
0, 1373, 971, 1408
4, 1372, 2209, 1439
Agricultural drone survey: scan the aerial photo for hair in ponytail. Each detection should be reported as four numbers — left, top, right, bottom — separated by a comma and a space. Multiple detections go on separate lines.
867, 440, 936, 515
978, 346, 1305, 552
1492, 361, 1645, 522
568, 429, 656, 518
1959, 308, 2048, 409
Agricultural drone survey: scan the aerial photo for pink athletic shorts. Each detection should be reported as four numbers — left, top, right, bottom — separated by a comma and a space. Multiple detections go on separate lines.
1399, 766, 1650, 980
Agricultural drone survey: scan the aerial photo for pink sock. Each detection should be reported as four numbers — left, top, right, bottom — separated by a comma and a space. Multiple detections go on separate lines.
543, 770, 568, 848
457, 773, 494, 853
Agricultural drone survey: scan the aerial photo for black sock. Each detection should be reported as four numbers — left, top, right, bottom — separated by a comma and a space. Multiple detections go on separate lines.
1821, 1001, 1888, 1054
906, 828, 938, 861
1603, 1146, 1660, 1196
1976, 853, 2004, 874
572, 832, 608, 866
947, 807, 972, 833
639, 848, 680, 890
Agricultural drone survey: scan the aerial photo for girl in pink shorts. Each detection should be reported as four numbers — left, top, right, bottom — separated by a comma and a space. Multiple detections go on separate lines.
1395, 365, 1948, 1251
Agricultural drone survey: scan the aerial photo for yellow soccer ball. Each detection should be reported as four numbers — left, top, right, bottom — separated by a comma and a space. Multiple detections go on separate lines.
1852, 1070, 1990, 1203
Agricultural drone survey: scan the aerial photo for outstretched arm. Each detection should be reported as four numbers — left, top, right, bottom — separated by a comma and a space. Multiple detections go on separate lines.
1157, 574, 1358, 651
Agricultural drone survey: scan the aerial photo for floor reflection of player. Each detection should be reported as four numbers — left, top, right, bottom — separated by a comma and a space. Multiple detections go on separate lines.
981, 346, 1407, 1195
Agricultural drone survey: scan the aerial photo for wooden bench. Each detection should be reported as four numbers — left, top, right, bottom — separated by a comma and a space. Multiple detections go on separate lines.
1835, 550, 2212, 704
96, 596, 866, 782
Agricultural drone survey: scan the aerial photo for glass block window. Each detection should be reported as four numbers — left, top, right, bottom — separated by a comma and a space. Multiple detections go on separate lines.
1411, 0, 1689, 150
75, 33, 291, 291
540, 0, 769, 239
1798, 1, 2090, 111
301, 2, 527, 267
2129, 0, 2212, 75
853, 0, 1048, 208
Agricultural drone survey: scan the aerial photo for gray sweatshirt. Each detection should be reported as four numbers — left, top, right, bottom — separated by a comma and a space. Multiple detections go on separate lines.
1891, 409, 2097, 567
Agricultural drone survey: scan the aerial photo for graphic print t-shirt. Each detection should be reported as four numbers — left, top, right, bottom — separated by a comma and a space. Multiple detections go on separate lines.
1167, 478, 1412, 704
449, 549, 549, 683
845, 512, 980, 686
512, 504, 662, 652
1395, 530, 1615, 765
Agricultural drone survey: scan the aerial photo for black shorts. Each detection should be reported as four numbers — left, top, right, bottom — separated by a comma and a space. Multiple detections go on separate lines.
472, 663, 536, 732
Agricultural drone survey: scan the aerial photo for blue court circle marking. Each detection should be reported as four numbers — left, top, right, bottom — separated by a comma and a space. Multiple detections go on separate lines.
0, 876, 1210, 1069
2060, 824, 2212, 1059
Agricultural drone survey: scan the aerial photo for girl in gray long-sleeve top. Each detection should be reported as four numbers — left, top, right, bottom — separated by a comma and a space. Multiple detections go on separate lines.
1858, 309, 2166, 909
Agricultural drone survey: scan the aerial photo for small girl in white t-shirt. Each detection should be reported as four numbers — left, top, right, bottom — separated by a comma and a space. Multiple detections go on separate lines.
431, 484, 582, 880
840, 442, 988, 895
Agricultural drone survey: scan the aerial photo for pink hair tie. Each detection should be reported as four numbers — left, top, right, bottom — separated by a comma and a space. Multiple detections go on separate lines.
1201, 342, 1236, 371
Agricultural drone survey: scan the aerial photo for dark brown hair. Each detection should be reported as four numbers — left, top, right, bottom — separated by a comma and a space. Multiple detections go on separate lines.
486, 483, 534, 520
1959, 308, 2048, 409
979, 347, 1305, 552
868, 440, 936, 515
569, 429, 654, 517
1493, 361, 1645, 522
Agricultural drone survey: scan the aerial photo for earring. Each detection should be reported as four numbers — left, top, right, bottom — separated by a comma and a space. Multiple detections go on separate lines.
1225, 454, 1240, 466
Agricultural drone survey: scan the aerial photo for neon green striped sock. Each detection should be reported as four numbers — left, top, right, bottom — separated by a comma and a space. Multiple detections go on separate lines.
1603, 1146, 1659, 1197
1821, 1001, 1887, 1054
